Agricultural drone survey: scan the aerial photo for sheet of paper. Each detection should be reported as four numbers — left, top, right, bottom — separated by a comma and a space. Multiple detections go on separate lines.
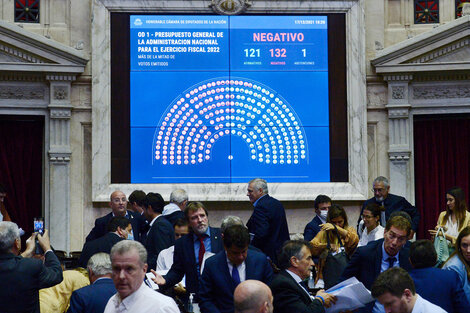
325, 278, 374, 313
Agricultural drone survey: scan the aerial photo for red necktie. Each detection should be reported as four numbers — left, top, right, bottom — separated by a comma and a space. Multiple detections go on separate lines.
198, 236, 206, 271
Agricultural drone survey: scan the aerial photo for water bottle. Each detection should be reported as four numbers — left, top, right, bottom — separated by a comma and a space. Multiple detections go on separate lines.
308, 271, 315, 289
187, 293, 194, 313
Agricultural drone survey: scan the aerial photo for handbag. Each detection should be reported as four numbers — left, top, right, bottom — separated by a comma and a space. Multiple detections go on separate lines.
434, 226, 450, 267
322, 225, 350, 289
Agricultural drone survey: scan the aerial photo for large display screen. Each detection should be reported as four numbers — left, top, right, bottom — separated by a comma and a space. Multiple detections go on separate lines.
130, 15, 329, 183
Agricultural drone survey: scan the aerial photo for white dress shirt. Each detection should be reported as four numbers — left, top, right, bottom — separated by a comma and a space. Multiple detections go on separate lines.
104, 282, 179, 313
358, 225, 384, 247
411, 294, 447, 313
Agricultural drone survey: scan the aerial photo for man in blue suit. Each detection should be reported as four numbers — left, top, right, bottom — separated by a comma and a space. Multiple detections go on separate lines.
85, 190, 146, 243
151, 201, 224, 300
340, 215, 412, 313
409, 240, 469, 313
199, 224, 273, 313
246, 178, 290, 265
68, 253, 116, 313
304, 195, 332, 241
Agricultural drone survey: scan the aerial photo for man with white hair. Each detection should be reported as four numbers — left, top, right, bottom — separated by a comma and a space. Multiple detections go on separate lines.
234, 280, 273, 313
162, 189, 188, 226
68, 253, 117, 313
246, 178, 290, 264
0, 221, 63, 313
104, 240, 179, 313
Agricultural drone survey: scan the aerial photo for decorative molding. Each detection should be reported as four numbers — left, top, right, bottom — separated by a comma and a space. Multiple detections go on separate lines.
391, 86, 405, 99
383, 74, 413, 82
46, 74, 76, 81
53, 86, 68, 100
48, 152, 71, 163
414, 73, 470, 82
0, 85, 45, 99
210, 0, 251, 15
0, 73, 45, 81
0, 43, 46, 64
50, 107, 72, 119
387, 107, 410, 118
406, 38, 469, 64
413, 85, 470, 99
388, 151, 411, 162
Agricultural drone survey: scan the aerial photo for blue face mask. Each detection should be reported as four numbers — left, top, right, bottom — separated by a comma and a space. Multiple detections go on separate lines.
127, 233, 134, 241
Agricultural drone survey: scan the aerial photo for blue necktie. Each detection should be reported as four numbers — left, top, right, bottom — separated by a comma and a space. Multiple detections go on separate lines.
232, 266, 240, 286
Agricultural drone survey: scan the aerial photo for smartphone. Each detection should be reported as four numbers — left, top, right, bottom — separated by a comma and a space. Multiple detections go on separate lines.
33, 217, 44, 235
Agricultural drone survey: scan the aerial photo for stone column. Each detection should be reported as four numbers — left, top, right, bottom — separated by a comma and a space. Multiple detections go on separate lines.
384, 74, 414, 202
47, 75, 74, 252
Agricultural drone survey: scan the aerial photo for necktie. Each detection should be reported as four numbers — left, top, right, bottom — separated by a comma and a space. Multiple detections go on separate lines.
387, 257, 396, 269
232, 265, 241, 286
198, 236, 205, 272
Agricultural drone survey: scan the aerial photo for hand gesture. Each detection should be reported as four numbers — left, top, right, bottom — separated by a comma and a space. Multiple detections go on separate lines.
316, 289, 337, 308
320, 223, 335, 232
150, 269, 166, 286
37, 230, 52, 251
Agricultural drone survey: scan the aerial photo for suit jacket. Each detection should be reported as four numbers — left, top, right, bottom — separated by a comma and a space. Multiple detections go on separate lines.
304, 216, 323, 242
270, 270, 325, 313
78, 232, 123, 268
0, 251, 63, 313
163, 227, 223, 296
145, 215, 175, 271
199, 249, 273, 313
247, 195, 290, 264
410, 267, 470, 313
85, 210, 145, 243
67, 277, 116, 313
164, 210, 186, 226
359, 194, 420, 232
339, 238, 412, 313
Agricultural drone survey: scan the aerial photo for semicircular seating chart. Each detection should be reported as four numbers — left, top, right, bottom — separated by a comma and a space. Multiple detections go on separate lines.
153, 77, 309, 166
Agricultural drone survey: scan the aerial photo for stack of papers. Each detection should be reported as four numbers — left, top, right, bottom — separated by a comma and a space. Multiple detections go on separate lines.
324, 277, 374, 313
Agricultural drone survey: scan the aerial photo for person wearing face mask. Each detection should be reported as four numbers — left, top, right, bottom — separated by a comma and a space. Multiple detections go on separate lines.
78, 217, 132, 268
429, 187, 470, 249
304, 195, 332, 242
358, 203, 385, 247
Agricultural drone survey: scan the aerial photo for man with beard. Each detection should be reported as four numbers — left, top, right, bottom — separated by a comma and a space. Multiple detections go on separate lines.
151, 201, 223, 299
357, 176, 419, 239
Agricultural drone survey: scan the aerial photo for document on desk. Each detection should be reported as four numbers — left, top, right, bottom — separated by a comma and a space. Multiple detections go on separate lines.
325, 277, 374, 313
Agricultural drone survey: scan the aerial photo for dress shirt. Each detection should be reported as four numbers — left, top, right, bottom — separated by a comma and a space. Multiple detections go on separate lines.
226, 253, 246, 282
156, 246, 174, 271
147, 214, 164, 235
411, 294, 447, 313
373, 243, 401, 313
358, 225, 385, 247
104, 282, 179, 313
253, 194, 267, 207
162, 203, 180, 216
193, 228, 212, 273
285, 269, 313, 300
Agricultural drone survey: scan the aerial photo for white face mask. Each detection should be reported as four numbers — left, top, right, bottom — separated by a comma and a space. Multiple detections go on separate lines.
319, 210, 328, 220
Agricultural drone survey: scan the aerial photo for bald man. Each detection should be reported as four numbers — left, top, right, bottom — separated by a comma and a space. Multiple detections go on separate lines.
234, 280, 273, 313
85, 190, 145, 242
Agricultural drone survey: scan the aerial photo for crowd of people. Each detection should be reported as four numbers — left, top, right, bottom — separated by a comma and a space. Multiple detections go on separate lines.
1, 177, 470, 313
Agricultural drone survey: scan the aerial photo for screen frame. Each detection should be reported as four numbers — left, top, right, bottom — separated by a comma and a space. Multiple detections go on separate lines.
92, 0, 367, 202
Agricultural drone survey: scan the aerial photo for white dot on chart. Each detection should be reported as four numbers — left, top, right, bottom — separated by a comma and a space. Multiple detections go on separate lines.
228, 155, 233, 160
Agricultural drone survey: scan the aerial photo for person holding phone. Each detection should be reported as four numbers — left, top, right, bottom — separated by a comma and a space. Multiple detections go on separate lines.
0, 221, 63, 313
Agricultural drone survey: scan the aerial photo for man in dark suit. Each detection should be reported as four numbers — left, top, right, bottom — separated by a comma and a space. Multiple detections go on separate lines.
85, 190, 145, 242
270, 240, 336, 313
409, 240, 469, 313
162, 189, 188, 226
357, 176, 420, 239
143, 192, 175, 271
199, 224, 273, 313
304, 195, 332, 241
340, 215, 412, 313
68, 253, 116, 313
151, 201, 224, 299
78, 216, 130, 268
0, 222, 63, 313
246, 178, 290, 264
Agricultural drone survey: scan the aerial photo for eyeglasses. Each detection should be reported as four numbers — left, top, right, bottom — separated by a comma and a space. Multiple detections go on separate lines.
372, 188, 385, 193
